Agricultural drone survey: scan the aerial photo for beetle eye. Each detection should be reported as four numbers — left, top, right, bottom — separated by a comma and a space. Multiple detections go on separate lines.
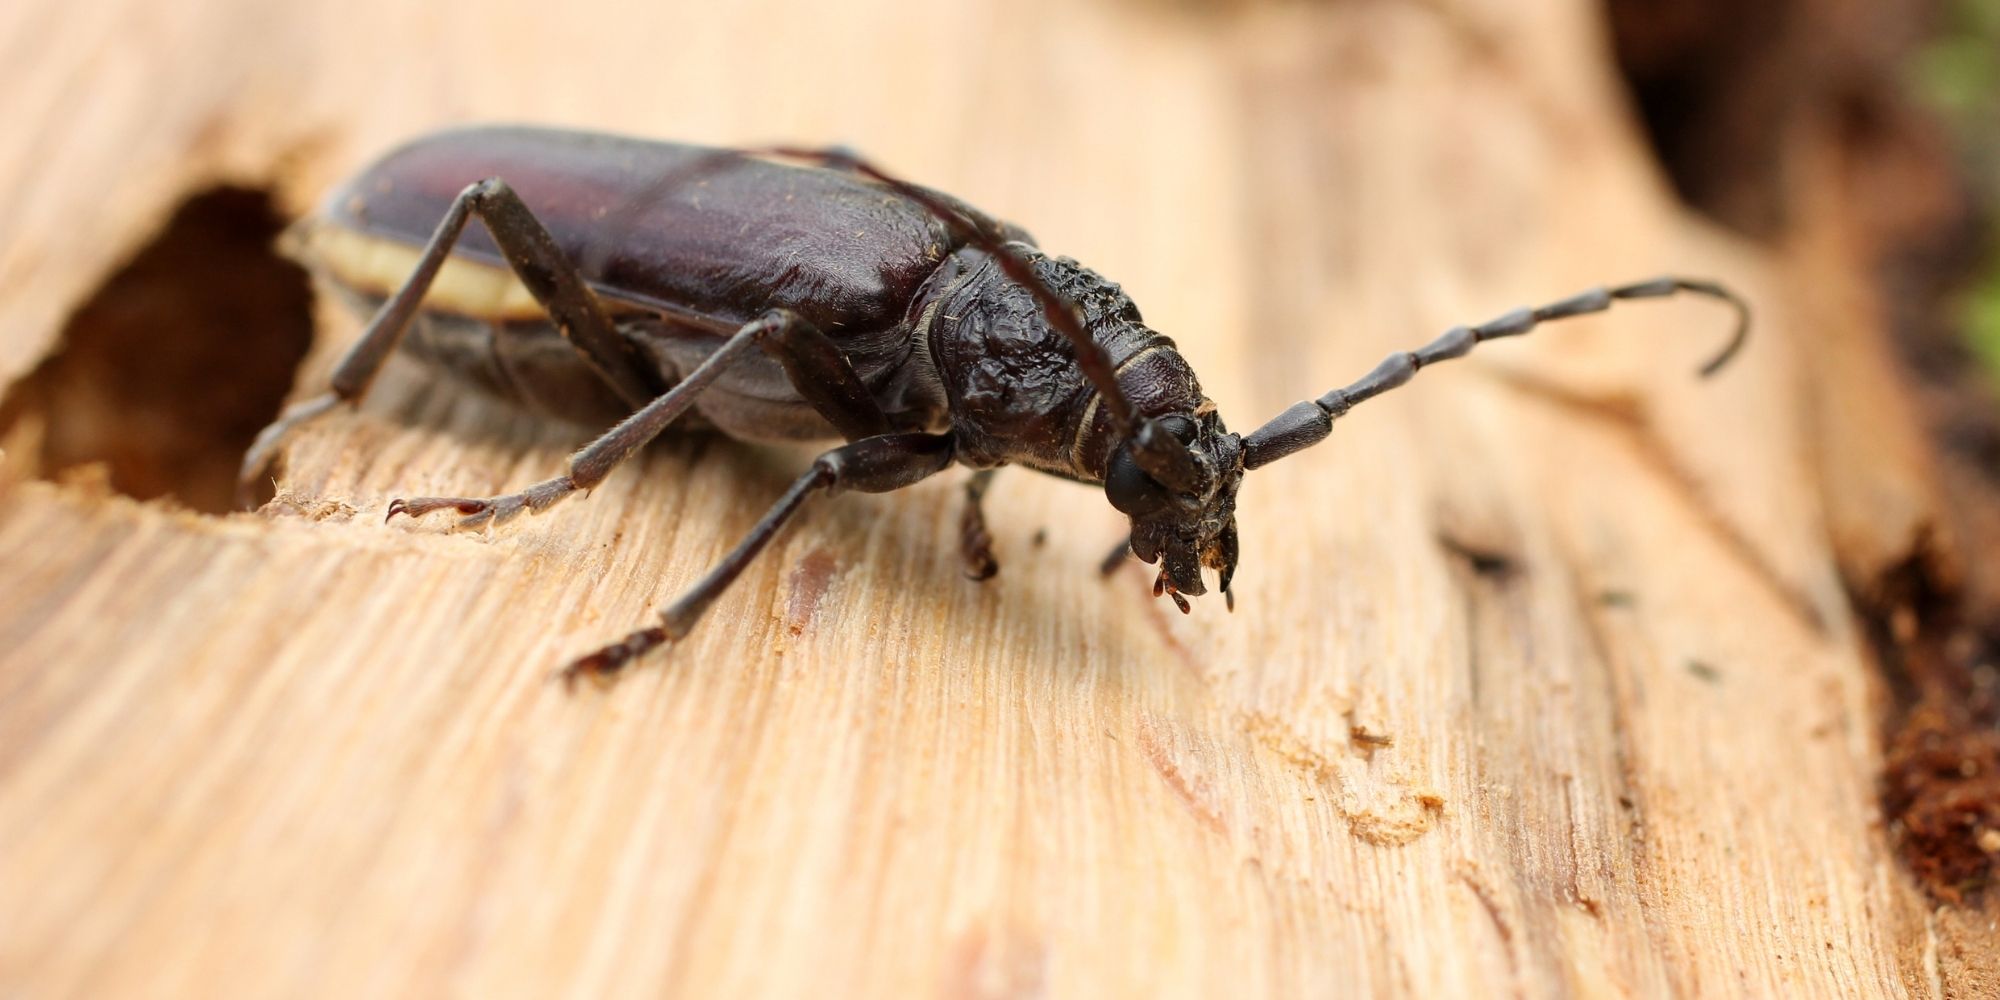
1105, 445, 1171, 516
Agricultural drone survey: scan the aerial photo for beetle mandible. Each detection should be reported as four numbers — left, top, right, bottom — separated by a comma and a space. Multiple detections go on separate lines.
242, 125, 1749, 686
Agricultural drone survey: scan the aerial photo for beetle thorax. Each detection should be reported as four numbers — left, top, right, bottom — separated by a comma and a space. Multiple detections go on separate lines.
918, 246, 1208, 480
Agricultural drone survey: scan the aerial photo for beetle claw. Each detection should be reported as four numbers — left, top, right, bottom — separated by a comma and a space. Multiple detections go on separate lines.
385, 495, 495, 527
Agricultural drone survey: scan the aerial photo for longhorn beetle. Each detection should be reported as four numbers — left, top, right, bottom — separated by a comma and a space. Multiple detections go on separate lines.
243, 125, 1749, 686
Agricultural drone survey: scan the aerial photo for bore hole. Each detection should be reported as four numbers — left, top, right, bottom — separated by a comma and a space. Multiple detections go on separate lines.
0, 186, 315, 514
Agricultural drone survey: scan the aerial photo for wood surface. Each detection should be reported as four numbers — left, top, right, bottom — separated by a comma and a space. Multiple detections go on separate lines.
1, 0, 1993, 996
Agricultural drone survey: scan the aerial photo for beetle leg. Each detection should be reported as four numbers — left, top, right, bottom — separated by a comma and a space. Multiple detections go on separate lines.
1098, 534, 1134, 576
562, 432, 957, 686
239, 177, 659, 508
756, 311, 891, 441
958, 468, 1000, 580
386, 309, 890, 531
386, 310, 773, 531
383, 476, 579, 531
239, 392, 343, 505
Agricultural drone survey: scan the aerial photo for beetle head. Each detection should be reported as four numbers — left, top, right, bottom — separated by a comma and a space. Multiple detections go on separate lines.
1104, 410, 1244, 611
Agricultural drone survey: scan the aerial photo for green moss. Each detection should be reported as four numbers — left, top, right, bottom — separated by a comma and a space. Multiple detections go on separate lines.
1917, 37, 1998, 118
1915, 0, 2000, 383
1970, 269, 2000, 376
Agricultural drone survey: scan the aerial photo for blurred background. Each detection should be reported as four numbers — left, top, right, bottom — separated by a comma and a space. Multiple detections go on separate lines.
1919, 0, 2000, 371
1610, 0, 1999, 467
1608, 0, 2000, 914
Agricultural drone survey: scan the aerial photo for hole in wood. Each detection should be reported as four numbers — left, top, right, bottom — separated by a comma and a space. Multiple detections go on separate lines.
0, 185, 315, 513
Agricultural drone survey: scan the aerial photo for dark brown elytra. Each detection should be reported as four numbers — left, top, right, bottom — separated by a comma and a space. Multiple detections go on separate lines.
243, 126, 1750, 687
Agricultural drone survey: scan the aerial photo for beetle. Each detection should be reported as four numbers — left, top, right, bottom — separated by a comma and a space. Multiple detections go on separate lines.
242, 125, 1749, 686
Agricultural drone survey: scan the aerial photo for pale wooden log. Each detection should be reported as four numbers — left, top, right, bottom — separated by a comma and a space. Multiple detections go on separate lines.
0, 1, 1990, 997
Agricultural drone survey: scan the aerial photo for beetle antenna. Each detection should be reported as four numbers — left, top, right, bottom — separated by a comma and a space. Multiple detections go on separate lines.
1239, 277, 1751, 470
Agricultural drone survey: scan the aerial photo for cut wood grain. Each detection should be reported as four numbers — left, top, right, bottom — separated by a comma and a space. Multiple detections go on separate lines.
1, 0, 1993, 997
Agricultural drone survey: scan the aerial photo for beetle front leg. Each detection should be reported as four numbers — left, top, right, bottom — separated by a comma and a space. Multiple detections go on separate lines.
562, 432, 958, 687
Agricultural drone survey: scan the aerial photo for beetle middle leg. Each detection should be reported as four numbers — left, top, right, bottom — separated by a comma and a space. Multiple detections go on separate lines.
562, 431, 957, 686
239, 177, 660, 506
387, 308, 890, 529
958, 468, 1000, 580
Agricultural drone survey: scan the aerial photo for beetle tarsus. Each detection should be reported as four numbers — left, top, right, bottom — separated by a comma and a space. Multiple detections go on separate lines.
959, 469, 1000, 581
961, 544, 999, 581
386, 476, 579, 530
385, 495, 498, 526
561, 625, 670, 690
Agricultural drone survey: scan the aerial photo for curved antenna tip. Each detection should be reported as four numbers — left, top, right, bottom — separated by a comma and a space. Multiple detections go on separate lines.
1689, 281, 1752, 378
